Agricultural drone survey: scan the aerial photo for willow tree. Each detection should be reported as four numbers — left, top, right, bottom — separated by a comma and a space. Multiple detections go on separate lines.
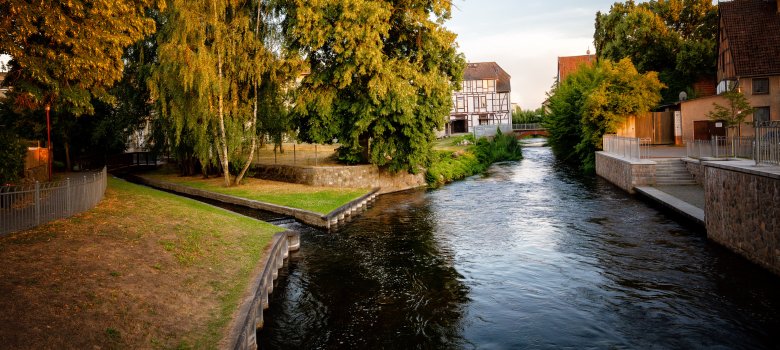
151, 0, 275, 186
279, 0, 465, 172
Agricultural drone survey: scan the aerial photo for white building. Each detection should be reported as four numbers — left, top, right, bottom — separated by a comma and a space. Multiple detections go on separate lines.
447, 62, 511, 135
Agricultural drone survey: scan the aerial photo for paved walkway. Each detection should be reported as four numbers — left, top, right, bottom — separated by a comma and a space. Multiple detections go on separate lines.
647, 145, 687, 158
635, 185, 705, 226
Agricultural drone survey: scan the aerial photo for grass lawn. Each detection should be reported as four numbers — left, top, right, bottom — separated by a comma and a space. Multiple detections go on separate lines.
145, 171, 369, 215
0, 177, 283, 349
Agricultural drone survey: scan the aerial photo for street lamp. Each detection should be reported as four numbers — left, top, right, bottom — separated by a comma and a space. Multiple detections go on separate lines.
45, 104, 51, 181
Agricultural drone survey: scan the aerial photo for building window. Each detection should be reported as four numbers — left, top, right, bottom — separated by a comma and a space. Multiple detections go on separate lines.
754, 106, 770, 123
753, 78, 769, 95
487, 80, 495, 92
480, 96, 487, 110
456, 96, 466, 112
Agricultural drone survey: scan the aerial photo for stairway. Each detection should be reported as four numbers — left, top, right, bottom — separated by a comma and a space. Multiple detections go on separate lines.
654, 158, 698, 186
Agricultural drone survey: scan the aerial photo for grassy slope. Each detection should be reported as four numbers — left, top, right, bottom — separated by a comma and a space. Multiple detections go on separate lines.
0, 177, 283, 349
146, 173, 369, 214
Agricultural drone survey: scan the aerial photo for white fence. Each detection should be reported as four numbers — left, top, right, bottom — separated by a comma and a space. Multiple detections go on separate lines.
474, 124, 513, 138
1, 167, 107, 236
602, 134, 651, 160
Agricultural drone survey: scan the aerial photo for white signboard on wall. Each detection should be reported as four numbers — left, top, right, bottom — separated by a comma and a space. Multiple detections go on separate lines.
674, 111, 682, 137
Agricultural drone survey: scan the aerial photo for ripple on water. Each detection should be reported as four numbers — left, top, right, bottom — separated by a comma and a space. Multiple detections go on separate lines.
260, 147, 780, 350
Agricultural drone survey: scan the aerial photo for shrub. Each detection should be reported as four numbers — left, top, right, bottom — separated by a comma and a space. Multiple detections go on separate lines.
426, 129, 522, 187
0, 130, 27, 184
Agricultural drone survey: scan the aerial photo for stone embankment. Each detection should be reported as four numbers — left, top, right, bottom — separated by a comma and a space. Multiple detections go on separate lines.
225, 231, 300, 350
596, 151, 780, 276
252, 163, 425, 194
128, 175, 379, 230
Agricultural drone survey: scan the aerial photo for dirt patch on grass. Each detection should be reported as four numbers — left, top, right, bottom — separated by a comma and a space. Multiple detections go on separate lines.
0, 178, 281, 349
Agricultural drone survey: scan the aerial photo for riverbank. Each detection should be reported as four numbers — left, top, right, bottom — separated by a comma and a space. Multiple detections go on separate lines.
427, 131, 523, 187
143, 170, 370, 215
0, 177, 283, 349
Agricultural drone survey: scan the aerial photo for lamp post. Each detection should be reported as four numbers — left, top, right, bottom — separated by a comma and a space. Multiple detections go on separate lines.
45, 104, 52, 181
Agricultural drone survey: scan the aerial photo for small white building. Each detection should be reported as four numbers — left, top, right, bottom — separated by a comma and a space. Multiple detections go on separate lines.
446, 62, 511, 135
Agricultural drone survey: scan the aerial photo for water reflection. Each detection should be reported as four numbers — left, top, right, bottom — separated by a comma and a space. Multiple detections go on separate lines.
259, 192, 470, 349
260, 146, 780, 349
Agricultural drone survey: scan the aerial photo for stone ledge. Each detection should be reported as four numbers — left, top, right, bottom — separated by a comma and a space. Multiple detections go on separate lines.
702, 159, 780, 180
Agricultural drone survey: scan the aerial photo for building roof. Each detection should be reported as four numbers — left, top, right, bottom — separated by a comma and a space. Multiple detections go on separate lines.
463, 62, 511, 92
720, 0, 780, 77
557, 54, 596, 83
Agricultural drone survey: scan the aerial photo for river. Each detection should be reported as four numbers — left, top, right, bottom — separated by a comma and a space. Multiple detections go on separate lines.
258, 144, 780, 349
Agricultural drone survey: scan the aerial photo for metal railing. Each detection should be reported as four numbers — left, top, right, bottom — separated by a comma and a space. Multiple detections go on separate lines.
755, 121, 780, 166
685, 123, 780, 166
512, 123, 544, 130
474, 124, 513, 138
602, 134, 651, 160
0, 167, 107, 236
686, 136, 754, 159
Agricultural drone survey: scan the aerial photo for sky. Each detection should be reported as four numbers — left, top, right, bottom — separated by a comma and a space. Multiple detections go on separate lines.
446, 0, 619, 109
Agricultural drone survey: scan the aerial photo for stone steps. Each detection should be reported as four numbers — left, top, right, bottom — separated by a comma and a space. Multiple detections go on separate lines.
654, 159, 697, 186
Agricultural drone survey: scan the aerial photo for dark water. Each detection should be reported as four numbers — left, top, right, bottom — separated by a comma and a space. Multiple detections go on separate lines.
259, 145, 780, 349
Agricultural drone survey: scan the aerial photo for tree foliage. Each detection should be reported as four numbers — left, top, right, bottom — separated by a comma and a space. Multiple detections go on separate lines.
545, 58, 664, 172
706, 90, 754, 137
512, 107, 546, 124
594, 0, 717, 103
150, 0, 285, 186
0, 0, 161, 115
279, 0, 465, 172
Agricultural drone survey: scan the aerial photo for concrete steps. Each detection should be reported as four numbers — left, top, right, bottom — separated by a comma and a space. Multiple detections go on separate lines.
654, 159, 698, 185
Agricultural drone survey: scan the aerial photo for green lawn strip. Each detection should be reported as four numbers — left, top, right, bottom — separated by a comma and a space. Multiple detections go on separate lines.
108, 178, 284, 348
146, 175, 369, 214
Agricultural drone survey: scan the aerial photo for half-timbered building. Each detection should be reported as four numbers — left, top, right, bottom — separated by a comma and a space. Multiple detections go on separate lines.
447, 62, 511, 134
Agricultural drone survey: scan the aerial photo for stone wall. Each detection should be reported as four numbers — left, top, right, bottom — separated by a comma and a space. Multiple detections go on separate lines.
595, 152, 656, 194
704, 161, 780, 276
252, 164, 426, 194
683, 158, 704, 185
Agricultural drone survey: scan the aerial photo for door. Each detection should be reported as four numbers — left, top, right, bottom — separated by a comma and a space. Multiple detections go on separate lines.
693, 120, 726, 140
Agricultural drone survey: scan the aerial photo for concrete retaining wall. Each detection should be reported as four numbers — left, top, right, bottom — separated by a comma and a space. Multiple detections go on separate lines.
595, 152, 656, 194
225, 231, 300, 350
129, 175, 379, 230
704, 161, 780, 276
252, 164, 425, 194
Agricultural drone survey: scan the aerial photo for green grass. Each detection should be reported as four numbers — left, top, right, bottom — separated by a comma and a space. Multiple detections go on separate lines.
107, 178, 284, 348
147, 174, 369, 215
427, 131, 522, 187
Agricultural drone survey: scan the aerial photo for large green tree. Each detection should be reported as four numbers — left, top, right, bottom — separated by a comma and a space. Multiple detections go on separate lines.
150, 0, 278, 186
546, 58, 664, 172
594, 0, 717, 103
279, 0, 465, 172
0, 0, 161, 115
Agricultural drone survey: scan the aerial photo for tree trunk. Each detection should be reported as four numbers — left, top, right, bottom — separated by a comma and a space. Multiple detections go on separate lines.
214, 1, 231, 187
235, 83, 258, 186
64, 140, 71, 172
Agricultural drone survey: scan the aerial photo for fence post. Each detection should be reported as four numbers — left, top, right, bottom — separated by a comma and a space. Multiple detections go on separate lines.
34, 181, 40, 226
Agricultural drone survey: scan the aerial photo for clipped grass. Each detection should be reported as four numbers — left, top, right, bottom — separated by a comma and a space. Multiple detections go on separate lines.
145, 172, 369, 214
0, 177, 283, 349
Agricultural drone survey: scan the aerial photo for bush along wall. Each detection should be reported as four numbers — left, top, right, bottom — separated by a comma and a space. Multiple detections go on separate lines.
426, 130, 522, 187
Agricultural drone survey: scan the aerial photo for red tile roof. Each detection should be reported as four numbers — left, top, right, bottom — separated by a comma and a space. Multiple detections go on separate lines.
720, 0, 780, 77
463, 62, 511, 92
557, 55, 596, 83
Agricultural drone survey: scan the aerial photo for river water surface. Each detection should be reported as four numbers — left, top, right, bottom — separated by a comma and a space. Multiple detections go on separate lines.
259, 145, 780, 349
